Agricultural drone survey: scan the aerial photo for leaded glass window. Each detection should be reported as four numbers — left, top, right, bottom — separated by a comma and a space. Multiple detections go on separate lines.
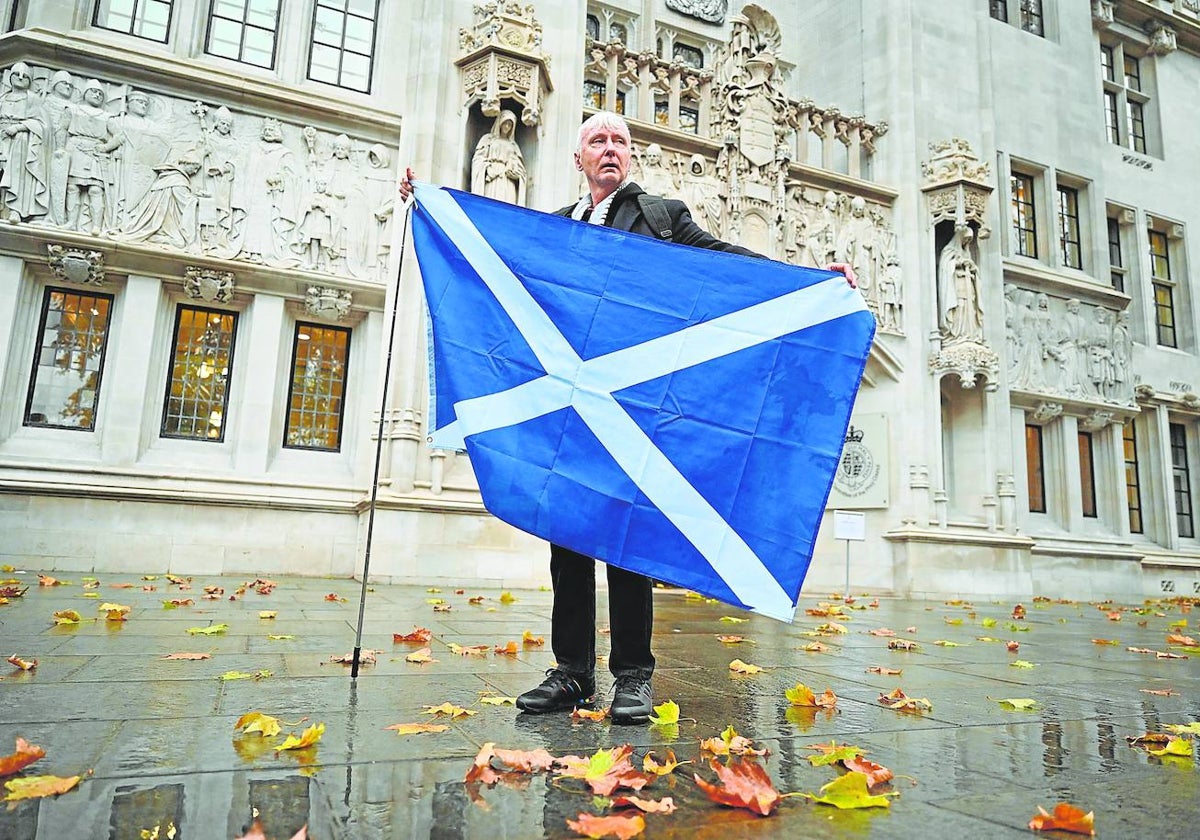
1149, 229, 1176, 348
24, 288, 113, 431
308, 0, 380, 93
1170, 423, 1194, 538
205, 0, 281, 69
161, 306, 237, 441
1057, 185, 1081, 269
284, 323, 350, 451
1123, 422, 1142, 534
93, 0, 173, 42
1010, 172, 1037, 258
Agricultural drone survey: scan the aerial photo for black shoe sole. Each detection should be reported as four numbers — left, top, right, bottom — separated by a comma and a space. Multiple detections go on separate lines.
610, 709, 650, 725
515, 695, 596, 714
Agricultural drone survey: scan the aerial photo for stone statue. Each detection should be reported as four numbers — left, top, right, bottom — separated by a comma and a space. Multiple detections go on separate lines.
1053, 298, 1088, 396
470, 109, 526, 205
61, 79, 123, 235
1088, 307, 1115, 399
679, 153, 722, 234
837, 196, 876, 304
801, 190, 841, 268
113, 89, 170, 229
196, 104, 244, 256
937, 224, 982, 343
44, 70, 77, 226
665, 0, 728, 24
1111, 310, 1132, 395
0, 62, 49, 222
239, 117, 299, 265
878, 253, 902, 331
637, 143, 676, 199
122, 150, 203, 249
296, 173, 338, 270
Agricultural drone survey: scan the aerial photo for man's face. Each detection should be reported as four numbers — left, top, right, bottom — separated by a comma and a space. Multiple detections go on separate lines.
575, 122, 631, 197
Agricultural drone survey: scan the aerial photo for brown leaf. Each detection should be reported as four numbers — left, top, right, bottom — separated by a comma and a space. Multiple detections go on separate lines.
328, 650, 381, 665
611, 794, 676, 814
405, 647, 437, 663
1125, 733, 1171, 746
433, 603, 452, 612
878, 688, 933, 712
464, 742, 556, 784
7, 654, 36, 671
522, 630, 545, 646
887, 639, 918, 651
571, 707, 609, 722
38, 575, 61, 586
716, 635, 748, 643
842, 756, 894, 788
447, 643, 489, 657
0, 737, 45, 777
161, 652, 211, 660
1011, 604, 1026, 620
1006, 640, 1020, 652
700, 725, 767, 757
868, 627, 896, 637
565, 812, 645, 839
693, 758, 781, 816
555, 745, 652, 796
494, 641, 519, 655
1166, 633, 1197, 646
0, 585, 28, 598
393, 627, 432, 643
866, 666, 902, 675
1029, 802, 1095, 835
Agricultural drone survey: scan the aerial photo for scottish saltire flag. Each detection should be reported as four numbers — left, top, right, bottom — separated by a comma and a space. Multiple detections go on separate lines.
410, 183, 874, 621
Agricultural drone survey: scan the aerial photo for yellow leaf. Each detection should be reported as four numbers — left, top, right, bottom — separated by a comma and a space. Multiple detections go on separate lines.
522, 630, 545, 646
235, 712, 282, 738
258, 611, 277, 619
422, 703, 476, 719
996, 698, 1038, 711
499, 591, 517, 604
479, 696, 517, 706
804, 770, 892, 809
1148, 737, 1193, 758
1164, 722, 1200, 736
1010, 660, 1038, 669
425, 598, 445, 605
729, 659, 764, 674
719, 616, 748, 623
276, 722, 324, 751
220, 670, 272, 682
933, 640, 966, 647
785, 683, 837, 708
3, 774, 82, 801
98, 602, 131, 621
405, 647, 437, 663
267, 634, 295, 640
981, 617, 997, 627
186, 624, 228, 635
385, 723, 450, 735
52, 610, 82, 625
648, 700, 680, 725
643, 749, 689, 775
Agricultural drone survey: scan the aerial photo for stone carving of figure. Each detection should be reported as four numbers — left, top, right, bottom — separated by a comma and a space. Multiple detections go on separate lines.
1111, 309, 1132, 395
297, 173, 338, 270
1005, 285, 1024, 380
1052, 298, 1089, 396
0, 62, 49, 222
679, 153, 721, 233
122, 150, 203, 249
112, 89, 170, 230
239, 117, 299, 265
470, 109, 526, 205
665, 0, 728, 24
60, 79, 123, 235
365, 142, 395, 280
1011, 290, 1047, 390
322, 132, 373, 275
802, 190, 841, 267
937, 224, 983, 343
837, 196, 876, 306
197, 105, 244, 256
44, 70, 77, 226
1088, 307, 1116, 399
878, 254, 902, 331
638, 143, 676, 199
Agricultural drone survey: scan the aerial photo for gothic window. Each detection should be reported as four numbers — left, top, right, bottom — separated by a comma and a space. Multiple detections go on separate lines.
1149, 228, 1176, 348
1099, 41, 1151, 154
1026, 423, 1046, 513
1056, 185, 1081, 269
1170, 422, 1194, 538
24, 288, 113, 431
161, 305, 237, 442
673, 42, 704, 68
1078, 431, 1097, 518
308, 0, 380, 93
586, 14, 599, 41
1123, 422, 1143, 534
205, 0, 281, 69
1106, 213, 1126, 292
93, 0, 173, 42
1010, 171, 1037, 258
284, 323, 350, 451
679, 104, 699, 134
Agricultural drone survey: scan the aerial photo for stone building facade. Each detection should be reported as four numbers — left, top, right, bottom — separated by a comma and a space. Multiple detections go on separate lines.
0, 0, 1198, 601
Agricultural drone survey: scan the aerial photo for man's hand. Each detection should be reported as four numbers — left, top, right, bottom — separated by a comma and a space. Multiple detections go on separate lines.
827, 262, 857, 289
398, 167, 415, 203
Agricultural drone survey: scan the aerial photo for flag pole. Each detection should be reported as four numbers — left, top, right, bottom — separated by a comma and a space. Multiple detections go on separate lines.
351, 198, 414, 678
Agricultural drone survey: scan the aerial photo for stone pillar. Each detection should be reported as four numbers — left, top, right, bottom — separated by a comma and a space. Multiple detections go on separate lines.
1102, 420, 1129, 537
1151, 404, 1179, 549
99, 274, 162, 465
232, 293, 285, 475
997, 472, 1017, 532
0, 256, 24, 423
1059, 414, 1082, 531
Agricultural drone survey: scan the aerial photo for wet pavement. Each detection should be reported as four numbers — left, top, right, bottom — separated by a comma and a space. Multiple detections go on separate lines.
0, 569, 1196, 839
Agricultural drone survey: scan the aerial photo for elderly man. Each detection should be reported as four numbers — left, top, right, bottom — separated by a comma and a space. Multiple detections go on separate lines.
399, 111, 854, 724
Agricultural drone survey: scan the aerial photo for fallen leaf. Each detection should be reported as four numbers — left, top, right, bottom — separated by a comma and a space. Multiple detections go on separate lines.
423, 703, 476, 719
98, 602, 131, 621
878, 688, 933, 712
700, 724, 766, 756
468, 596, 485, 605
816, 621, 848, 634
161, 652, 211, 660
479, 695, 517, 706
718, 616, 748, 623
385, 723, 450, 735
1147, 737, 1193, 758
1138, 688, 1179, 696
693, 758, 780, 816
522, 630, 545, 646
447, 643, 489, 657
943, 617, 964, 626
1164, 722, 1200, 735
267, 635, 295, 641
203, 586, 224, 596
642, 750, 688, 775
7, 654, 36, 671
258, 611, 277, 620
327, 650, 381, 666
1166, 633, 1198, 646
866, 666, 902, 675
1091, 638, 1120, 645
499, 591, 516, 604
933, 640, 965, 647
433, 603, 452, 613
996, 698, 1038, 711
806, 744, 865, 767
394, 627, 432, 643
611, 794, 676, 814
38, 575, 61, 587
555, 745, 651, 796
3, 773, 81, 801
494, 641, 519, 655
981, 617, 997, 628
220, 670, 272, 681
464, 742, 556, 785
803, 770, 892, 809
276, 722, 324, 751
0, 585, 28, 598
785, 683, 837, 708
843, 755, 894, 788
324, 593, 346, 603
977, 636, 1002, 642
426, 598, 446, 606
0, 737, 45, 777
52, 609, 82, 625
868, 627, 896, 637
716, 635, 749, 643
235, 712, 282, 738
565, 812, 645, 839
1012, 604, 1026, 620
1107, 611, 1122, 621
1006, 640, 1020, 652
405, 647, 437, 663
1029, 802, 1095, 835
887, 639, 919, 651
801, 641, 830, 653
729, 658, 764, 674
1125, 733, 1171, 747
644, 699, 680, 726
571, 707, 609, 722
186, 624, 228, 635
1010, 659, 1037, 668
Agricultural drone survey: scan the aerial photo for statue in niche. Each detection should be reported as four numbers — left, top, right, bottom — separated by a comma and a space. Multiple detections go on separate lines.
802, 190, 841, 268
196, 104, 245, 257
112, 90, 170, 229
44, 70, 77, 226
1088, 307, 1115, 399
637, 143, 677, 200
0, 61, 49, 222
122, 149, 203, 250
837, 196, 876, 307
679, 154, 722, 234
470, 109, 526, 205
1052, 298, 1089, 396
61, 79, 123, 235
936, 224, 983, 343
239, 117, 299, 265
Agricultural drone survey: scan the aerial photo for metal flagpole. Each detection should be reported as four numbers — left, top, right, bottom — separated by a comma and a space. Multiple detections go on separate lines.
351, 199, 414, 678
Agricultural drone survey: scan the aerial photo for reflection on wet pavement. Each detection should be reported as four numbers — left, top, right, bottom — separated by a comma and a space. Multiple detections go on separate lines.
0, 572, 1195, 838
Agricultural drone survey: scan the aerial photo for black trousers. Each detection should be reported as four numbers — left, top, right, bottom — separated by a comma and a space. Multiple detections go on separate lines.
549, 543, 655, 681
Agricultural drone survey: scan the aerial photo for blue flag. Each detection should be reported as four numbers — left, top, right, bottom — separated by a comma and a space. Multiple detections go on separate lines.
411, 183, 874, 621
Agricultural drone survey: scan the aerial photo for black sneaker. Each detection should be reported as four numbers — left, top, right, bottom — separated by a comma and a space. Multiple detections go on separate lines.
515, 669, 596, 713
610, 676, 653, 725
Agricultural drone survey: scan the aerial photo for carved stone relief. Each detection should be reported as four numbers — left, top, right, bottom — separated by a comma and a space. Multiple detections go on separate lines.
922, 138, 992, 238
937, 225, 982, 344
665, 0, 728, 24
1091, 0, 1115, 29
458, 2, 551, 126
304, 285, 352, 321
1145, 24, 1178, 56
0, 63, 397, 282
184, 266, 234, 303
1006, 286, 1133, 405
46, 243, 104, 285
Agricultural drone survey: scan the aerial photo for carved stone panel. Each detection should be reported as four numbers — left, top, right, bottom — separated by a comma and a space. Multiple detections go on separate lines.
304, 285, 352, 321
46, 244, 105, 285
458, 2, 552, 126
184, 266, 234, 304
665, 0, 728, 24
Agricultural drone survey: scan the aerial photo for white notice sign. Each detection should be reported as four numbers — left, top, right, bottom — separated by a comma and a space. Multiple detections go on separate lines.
832, 510, 866, 541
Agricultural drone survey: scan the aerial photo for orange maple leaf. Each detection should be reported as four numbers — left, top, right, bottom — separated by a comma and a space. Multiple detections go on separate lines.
571, 707, 609, 722
0, 737, 45, 777
324, 593, 346, 602
693, 758, 781, 816
494, 641, 519, 655
464, 742, 556, 784
565, 812, 645, 839
842, 755, 894, 788
522, 630, 545, 646
878, 688, 932, 712
393, 627, 432, 643
1029, 802, 1095, 835
555, 745, 651, 796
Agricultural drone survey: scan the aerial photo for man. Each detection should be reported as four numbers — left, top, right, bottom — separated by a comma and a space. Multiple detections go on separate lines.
399, 111, 854, 724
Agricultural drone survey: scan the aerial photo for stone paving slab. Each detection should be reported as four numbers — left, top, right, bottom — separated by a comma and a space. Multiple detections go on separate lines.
0, 569, 1197, 839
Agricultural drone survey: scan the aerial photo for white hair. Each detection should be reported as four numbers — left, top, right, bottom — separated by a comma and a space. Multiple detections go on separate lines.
577, 111, 631, 153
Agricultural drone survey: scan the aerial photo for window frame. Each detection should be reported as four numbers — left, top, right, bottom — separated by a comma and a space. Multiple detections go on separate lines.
204, 0, 282, 70
1106, 211, 1126, 292
283, 321, 352, 452
1010, 170, 1038, 259
160, 303, 239, 444
1170, 422, 1194, 539
1078, 430, 1097, 518
1148, 227, 1177, 348
1100, 39, 1152, 155
1019, 0, 1044, 36
1056, 184, 1082, 270
92, 0, 174, 43
307, 0, 381, 94
1026, 423, 1047, 514
23, 286, 115, 433
1123, 421, 1143, 534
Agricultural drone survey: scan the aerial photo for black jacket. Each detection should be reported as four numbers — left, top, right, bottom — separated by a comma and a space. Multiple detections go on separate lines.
555, 182, 762, 257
